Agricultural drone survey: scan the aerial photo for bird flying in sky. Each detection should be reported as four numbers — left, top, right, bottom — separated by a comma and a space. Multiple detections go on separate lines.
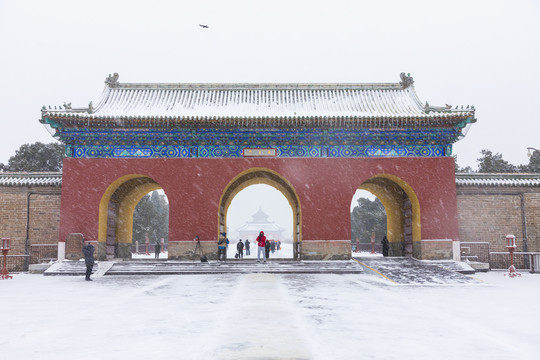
199, 24, 209, 29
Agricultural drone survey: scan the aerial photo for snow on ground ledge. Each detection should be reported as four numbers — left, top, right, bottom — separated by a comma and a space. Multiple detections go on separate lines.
0, 271, 538, 360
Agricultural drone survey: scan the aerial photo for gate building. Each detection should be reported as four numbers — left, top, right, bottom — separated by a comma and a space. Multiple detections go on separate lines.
40, 73, 476, 260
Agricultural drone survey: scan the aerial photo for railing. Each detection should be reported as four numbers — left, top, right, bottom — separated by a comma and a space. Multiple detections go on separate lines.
131, 243, 168, 254
0, 255, 30, 272
530, 254, 540, 273
353, 243, 382, 253
489, 252, 536, 271
29, 244, 58, 264
460, 242, 490, 263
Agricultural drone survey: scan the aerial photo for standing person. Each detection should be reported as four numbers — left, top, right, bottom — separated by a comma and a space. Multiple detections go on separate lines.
193, 235, 201, 256
82, 241, 95, 281
245, 239, 251, 256
217, 232, 227, 261
381, 236, 389, 257
154, 241, 161, 259
237, 239, 244, 259
270, 240, 276, 253
265, 239, 271, 259
256, 231, 266, 263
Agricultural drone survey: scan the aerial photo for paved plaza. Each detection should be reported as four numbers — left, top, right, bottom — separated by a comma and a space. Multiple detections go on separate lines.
1, 268, 538, 360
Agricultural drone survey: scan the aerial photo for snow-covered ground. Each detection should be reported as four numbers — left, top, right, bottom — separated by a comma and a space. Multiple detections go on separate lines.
1, 271, 538, 359
132, 251, 169, 259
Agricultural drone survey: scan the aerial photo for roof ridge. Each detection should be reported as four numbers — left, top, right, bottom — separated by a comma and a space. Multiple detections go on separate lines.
111, 82, 407, 90
104, 72, 413, 90
456, 173, 540, 177
0, 172, 62, 176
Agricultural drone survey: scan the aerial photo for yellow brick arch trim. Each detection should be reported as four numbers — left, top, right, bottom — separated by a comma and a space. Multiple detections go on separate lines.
116, 182, 162, 244
358, 174, 421, 243
98, 175, 162, 245
358, 182, 404, 244
218, 167, 302, 245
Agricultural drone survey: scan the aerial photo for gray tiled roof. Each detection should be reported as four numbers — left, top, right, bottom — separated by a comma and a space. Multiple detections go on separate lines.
0, 172, 62, 187
456, 173, 540, 187
41, 73, 475, 126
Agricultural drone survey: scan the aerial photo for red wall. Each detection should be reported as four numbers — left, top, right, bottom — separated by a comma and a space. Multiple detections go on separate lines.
59, 157, 459, 243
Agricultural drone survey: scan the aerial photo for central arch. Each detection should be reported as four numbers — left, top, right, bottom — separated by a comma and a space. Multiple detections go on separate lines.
219, 168, 302, 259
98, 174, 163, 260
358, 174, 421, 257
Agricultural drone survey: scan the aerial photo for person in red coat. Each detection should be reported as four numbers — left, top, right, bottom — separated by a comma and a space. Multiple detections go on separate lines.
256, 231, 266, 263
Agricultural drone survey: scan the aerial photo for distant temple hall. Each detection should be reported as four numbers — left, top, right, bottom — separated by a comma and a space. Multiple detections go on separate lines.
235, 207, 286, 242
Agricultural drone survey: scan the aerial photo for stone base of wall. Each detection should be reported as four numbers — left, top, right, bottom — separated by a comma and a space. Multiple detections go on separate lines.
65, 233, 84, 260
301, 240, 351, 260
387, 241, 451, 260
169, 240, 220, 260
388, 242, 401, 257
117, 243, 132, 259
96, 242, 107, 261
413, 242, 422, 259
420, 239, 453, 260
170, 240, 351, 260
96, 242, 133, 260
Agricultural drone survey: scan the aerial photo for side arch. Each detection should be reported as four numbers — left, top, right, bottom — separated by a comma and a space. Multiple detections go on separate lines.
218, 167, 302, 259
358, 174, 421, 257
98, 174, 163, 260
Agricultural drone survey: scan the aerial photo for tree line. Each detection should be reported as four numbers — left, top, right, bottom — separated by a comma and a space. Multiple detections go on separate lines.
0, 142, 64, 172
455, 149, 540, 173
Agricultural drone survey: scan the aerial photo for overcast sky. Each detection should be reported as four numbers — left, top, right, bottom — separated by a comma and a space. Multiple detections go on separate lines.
1, 0, 539, 235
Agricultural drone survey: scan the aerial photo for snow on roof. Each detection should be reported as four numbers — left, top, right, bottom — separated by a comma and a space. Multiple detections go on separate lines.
455, 173, 540, 187
41, 73, 475, 123
0, 172, 62, 187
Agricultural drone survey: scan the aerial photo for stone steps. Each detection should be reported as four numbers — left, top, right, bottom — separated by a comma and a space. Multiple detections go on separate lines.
354, 256, 476, 284
44, 259, 364, 276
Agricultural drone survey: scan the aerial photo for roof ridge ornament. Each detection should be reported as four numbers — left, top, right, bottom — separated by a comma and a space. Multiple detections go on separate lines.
105, 73, 120, 88
400, 72, 414, 88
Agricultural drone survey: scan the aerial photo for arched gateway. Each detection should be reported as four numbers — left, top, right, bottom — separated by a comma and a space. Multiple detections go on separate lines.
41, 73, 476, 261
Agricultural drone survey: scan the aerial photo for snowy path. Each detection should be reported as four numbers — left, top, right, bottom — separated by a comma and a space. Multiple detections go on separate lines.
201, 273, 313, 359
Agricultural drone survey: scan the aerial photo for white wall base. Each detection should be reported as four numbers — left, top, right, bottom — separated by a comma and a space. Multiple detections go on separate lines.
58, 241, 65, 261
453, 240, 461, 261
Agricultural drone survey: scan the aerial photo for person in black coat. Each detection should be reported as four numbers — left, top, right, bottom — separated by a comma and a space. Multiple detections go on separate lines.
155, 242, 161, 259
82, 241, 95, 281
265, 239, 271, 259
381, 236, 389, 257
245, 239, 251, 255
236, 239, 244, 259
